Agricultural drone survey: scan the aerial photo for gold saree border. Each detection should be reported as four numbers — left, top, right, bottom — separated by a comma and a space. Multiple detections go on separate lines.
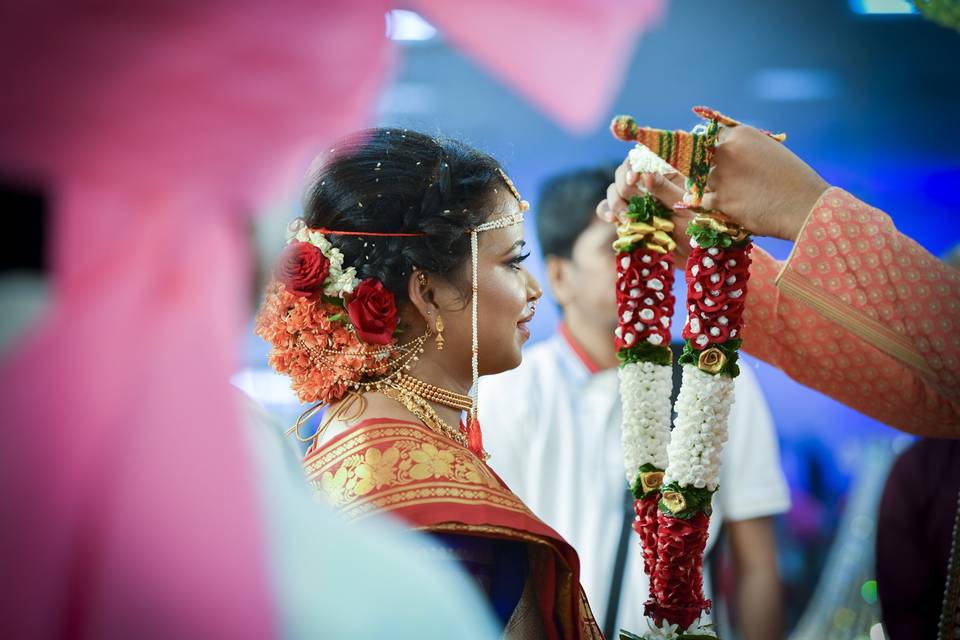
304, 422, 532, 522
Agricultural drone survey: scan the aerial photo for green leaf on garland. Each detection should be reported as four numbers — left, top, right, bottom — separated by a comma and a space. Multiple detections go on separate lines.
657, 482, 715, 519
626, 194, 672, 223
617, 342, 673, 367
686, 223, 733, 249
322, 294, 346, 308
915, 0, 960, 32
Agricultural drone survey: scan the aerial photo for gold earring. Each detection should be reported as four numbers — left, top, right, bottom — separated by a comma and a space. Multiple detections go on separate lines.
417, 272, 428, 286
434, 314, 445, 351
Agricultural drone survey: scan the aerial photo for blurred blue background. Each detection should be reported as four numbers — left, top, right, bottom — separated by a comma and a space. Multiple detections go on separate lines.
236, 1, 959, 635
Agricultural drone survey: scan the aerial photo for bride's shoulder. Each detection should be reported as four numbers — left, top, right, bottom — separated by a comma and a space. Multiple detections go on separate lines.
310, 392, 421, 450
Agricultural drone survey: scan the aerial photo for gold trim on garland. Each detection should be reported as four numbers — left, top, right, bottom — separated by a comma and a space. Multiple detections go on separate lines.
640, 470, 665, 494
697, 348, 727, 374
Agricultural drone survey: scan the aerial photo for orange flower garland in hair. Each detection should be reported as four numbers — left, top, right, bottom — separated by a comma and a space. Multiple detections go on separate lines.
255, 220, 394, 406
255, 281, 375, 405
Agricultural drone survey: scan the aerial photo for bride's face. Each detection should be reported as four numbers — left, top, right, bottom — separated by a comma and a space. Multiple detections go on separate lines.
434, 193, 541, 378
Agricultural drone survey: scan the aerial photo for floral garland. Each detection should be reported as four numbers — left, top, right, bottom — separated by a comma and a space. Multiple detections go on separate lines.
914, 0, 960, 32
610, 108, 778, 639
255, 219, 404, 406
615, 145, 677, 589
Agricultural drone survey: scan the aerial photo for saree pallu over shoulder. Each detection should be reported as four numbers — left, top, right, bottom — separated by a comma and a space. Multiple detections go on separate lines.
304, 418, 603, 640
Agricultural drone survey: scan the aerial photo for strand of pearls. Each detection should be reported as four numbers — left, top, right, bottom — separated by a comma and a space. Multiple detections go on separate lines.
470, 228, 480, 425
467, 210, 526, 425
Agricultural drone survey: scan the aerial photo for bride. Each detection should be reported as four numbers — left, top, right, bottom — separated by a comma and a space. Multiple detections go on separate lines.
256, 128, 603, 639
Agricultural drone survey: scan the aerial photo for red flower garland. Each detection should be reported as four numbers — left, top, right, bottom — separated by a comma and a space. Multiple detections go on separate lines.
632, 495, 661, 579
645, 512, 712, 631
682, 244, 752, 347
616, 247, 676, 350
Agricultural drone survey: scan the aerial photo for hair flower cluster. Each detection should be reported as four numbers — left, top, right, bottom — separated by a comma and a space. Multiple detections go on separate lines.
346, 278, 399, 345
290, 222, 360, 298
255, 221, 399, 404
275, 241, 330, 297
255, 282, 376, 404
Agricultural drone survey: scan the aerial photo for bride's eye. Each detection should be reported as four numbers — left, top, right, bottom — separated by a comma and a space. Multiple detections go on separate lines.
507, 252, 530, 270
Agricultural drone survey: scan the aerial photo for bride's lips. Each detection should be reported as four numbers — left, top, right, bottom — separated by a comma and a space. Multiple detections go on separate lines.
517, 310, 535, 338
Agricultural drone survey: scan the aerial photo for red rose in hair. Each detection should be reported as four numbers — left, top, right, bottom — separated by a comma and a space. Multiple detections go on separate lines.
347, 278, 398, 345
275, 241, 330, 297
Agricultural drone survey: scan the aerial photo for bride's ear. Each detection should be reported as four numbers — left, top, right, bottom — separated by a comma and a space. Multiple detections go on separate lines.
407, 270, 437, 323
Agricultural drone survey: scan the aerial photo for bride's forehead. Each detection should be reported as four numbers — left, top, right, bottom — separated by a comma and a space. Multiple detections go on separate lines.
479, 222, 524, 252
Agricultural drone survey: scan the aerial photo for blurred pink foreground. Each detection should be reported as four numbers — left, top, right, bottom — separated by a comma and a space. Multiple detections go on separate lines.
0, 1, 661, 637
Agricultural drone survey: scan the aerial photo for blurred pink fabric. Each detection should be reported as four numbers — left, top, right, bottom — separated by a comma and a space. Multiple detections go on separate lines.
0, 1, 658, 637
0, 2, 391, 637
414, 0, 665, 133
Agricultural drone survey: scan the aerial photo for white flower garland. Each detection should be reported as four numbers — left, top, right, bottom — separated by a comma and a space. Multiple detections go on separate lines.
663, 365, 734, 491
628, 144, 676, 176
644, 618, 717, 640
619, 361, 672, 480
289, 222, 360, 298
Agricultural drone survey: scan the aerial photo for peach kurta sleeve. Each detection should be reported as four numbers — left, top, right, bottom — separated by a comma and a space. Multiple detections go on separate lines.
740, 187, 960, 437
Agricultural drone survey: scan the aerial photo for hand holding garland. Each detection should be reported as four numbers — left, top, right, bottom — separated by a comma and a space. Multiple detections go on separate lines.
698, 125, 828, 242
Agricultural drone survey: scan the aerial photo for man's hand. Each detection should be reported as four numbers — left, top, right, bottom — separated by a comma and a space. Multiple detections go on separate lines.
596, 157, 695, 264
701, 125, 830, 241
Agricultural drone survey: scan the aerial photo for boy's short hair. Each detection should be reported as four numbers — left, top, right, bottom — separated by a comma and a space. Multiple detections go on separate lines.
535, 165, 617, 259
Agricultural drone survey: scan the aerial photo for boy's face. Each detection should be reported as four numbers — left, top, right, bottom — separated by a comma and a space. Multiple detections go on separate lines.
547, 217, 618, 332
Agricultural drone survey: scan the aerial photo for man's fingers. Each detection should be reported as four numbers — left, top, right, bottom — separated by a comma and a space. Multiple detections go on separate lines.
642, 173, 685, 208
699, 192, 718, 212
614, 162, 628, 190
607, 183, 630, 218
716, 125, 733, 145
615, 163, 639, 196
664, 171, 686, 190
596, 198, 615, 223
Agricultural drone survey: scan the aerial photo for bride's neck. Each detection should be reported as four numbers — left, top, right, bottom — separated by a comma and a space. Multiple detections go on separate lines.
406, 355, 471, 427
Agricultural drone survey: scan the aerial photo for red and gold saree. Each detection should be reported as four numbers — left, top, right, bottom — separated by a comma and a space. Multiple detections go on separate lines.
305, 417, 602, 639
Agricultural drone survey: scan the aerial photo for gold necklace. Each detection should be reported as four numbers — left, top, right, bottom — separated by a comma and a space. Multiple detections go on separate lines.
395, 373, 473, 412
380, 384, 469, 449
297, 332, 427, 393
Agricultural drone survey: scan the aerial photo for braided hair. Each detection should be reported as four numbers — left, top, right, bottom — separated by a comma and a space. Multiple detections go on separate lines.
303, 128, 504, 303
